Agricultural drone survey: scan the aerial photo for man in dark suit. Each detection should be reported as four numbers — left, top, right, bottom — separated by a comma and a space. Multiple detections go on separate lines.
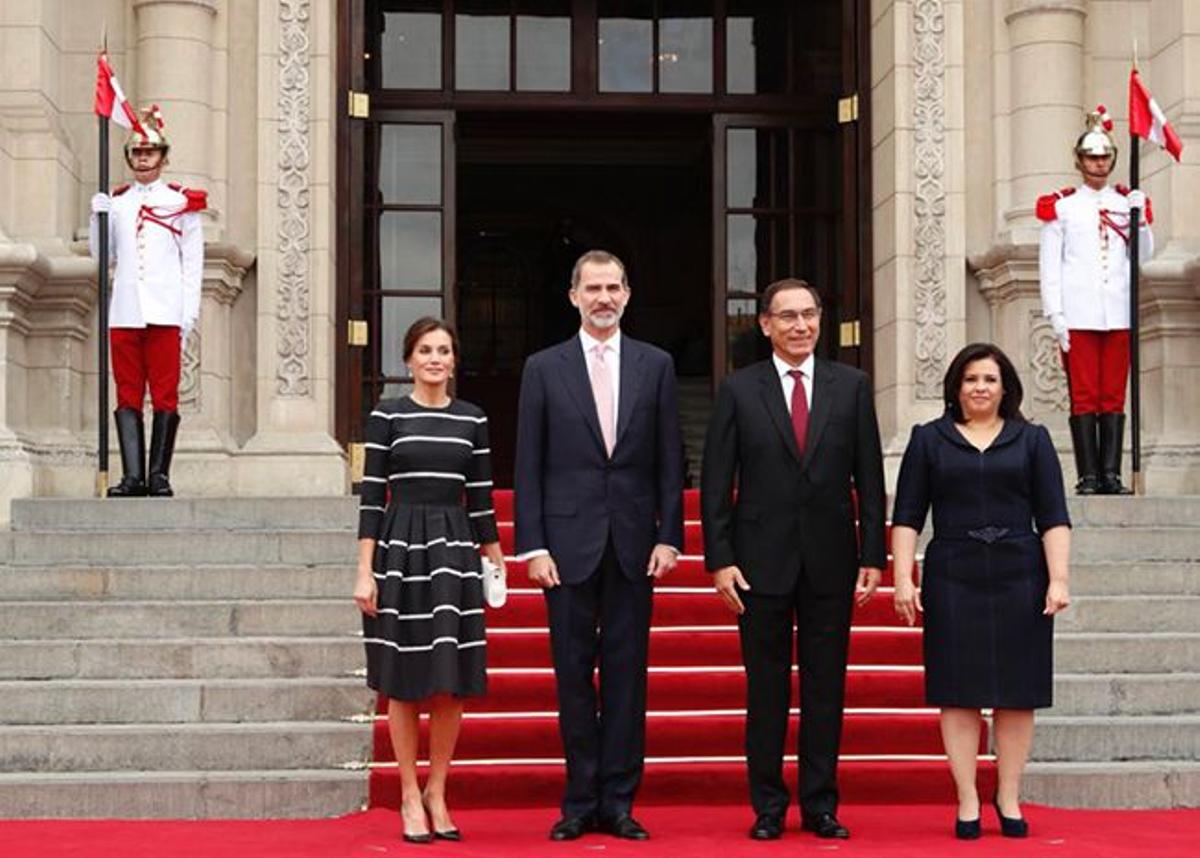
514, 250, 684, 842
701, 278, 886, 841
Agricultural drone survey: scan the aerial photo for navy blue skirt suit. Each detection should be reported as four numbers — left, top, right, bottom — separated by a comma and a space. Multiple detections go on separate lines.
891, 416, 1071, 709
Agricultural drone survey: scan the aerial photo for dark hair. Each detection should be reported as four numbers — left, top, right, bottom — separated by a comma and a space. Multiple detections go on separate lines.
571, 249, 628, 289
943, 342, 1025, 422
402, 317, 459, 362
759, 278, 823, 316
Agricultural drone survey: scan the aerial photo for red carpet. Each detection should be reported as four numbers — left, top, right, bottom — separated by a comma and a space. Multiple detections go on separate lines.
3, 805, 1197, 857
368, 489, 980, 809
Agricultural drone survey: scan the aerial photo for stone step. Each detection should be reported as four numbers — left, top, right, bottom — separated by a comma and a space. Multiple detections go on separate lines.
0, 769, 368, 819
0, 565, 352, 601
1055, 633, 1200, 673
0, 599, 362, 639
1066, 496, 1200, 528
1052, 674, 1200, 716
1069, 562, 1200, 596
1069, 528, 1200, 563
0, 722, 371, 773
1056, 596, 1200, 633
0, 678, 375, 725
0, 560, 1192, 602
9, 497, 357, 532
1023, 760, 1200, 809
1030, 715, 1200, 762
0, 636, 363, 680
4, 530, 356, 566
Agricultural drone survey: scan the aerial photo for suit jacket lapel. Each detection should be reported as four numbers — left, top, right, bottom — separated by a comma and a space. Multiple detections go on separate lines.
802, 359, 834, 470
757, 361, 802, 463
557, 339, 607, 454
615, 338, 644, 449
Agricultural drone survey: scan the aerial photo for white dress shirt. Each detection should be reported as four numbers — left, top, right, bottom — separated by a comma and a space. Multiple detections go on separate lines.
773, 351, 814, 414
580, 328, 621, 420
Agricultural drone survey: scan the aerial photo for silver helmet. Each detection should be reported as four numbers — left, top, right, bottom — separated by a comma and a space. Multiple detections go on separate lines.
1075, 104, 1117, 160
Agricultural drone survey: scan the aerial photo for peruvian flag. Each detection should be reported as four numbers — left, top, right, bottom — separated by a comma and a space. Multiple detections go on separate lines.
94, 52, 145, 134
1129, 69, 1184, 161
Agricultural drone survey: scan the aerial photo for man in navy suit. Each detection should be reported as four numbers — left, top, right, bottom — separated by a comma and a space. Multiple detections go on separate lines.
514, 250, 684, 841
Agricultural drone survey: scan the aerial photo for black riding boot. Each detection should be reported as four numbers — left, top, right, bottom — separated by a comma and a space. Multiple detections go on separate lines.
147, 410, 181, 497
107, 408, 147, 497
1098, 412, 1132, 495
1068, 413, 1101, 495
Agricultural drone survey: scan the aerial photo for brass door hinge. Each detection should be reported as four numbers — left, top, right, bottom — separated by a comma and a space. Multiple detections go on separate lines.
839, 319, 861, 348
349, 442, 366, 483
347, 319, 369, 347
838, 93, 859, 124
348, 90, 370, 119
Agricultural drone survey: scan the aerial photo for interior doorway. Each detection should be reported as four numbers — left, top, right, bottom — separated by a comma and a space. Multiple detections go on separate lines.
454, 112, 712, 485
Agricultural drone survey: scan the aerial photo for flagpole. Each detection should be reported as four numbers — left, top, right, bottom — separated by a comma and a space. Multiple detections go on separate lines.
1128, 114, 1142, 495
97, 79, 110, 497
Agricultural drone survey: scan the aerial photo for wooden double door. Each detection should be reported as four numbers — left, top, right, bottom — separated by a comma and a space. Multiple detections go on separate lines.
336, 1, 872, 485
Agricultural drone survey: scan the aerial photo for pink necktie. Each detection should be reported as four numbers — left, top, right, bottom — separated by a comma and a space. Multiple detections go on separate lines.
590, 344, 616, 456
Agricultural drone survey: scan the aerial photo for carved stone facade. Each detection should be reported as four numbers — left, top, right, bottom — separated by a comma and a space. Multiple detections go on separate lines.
0, 0, 1197, 516
912, 0, 949, 400
276, 0, 312, 398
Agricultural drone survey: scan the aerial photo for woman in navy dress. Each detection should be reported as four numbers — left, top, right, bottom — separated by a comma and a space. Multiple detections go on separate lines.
891, 343, 1071, 839
353, 317, 506, 843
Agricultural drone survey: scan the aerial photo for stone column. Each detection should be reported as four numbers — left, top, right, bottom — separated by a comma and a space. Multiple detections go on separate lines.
133, 0, 217, 195
970, 2, 1087, 452
870, 0, 968, 483
1135, 0, 1200, 492
238, 0, 343, 494
1003, 0, 1086, 241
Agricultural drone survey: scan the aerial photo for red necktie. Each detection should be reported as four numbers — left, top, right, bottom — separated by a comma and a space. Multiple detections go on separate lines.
789, 369, 809, 455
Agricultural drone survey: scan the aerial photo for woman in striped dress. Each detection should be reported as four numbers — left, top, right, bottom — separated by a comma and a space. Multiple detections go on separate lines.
353, 317, 506, 843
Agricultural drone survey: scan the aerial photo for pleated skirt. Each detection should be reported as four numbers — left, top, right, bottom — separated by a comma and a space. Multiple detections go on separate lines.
363, 503, 487, 701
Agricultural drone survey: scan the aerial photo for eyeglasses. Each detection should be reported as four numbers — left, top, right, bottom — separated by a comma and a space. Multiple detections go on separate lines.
767, 309, 820, 325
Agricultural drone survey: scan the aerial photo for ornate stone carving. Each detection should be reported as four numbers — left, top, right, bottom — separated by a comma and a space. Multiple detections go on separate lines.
276, 0, 311, 397
1029, 312, 1069, 412
913, 0, 947, 399
179, 327, 201, 413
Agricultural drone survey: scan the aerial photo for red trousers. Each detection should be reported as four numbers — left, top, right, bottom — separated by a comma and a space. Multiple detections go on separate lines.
1062, 329, 1129, 415
111, 325, 181, 412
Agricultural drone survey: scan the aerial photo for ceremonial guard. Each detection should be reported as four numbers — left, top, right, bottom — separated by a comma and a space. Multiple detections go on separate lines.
89, 107, 206, 497
1038, 106, 1153, 495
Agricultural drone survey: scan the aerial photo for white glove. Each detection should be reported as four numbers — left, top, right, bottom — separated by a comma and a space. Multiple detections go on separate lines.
90, 193, 112, 215
1127, 189, 1146, 211
1050, 313, 1070, 353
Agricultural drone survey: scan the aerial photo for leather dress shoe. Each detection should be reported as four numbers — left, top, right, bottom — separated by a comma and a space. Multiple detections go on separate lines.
801, 812, 850, 839
749, 814, 783, 840
601, 813, 649, 840
549, 815, 594, 841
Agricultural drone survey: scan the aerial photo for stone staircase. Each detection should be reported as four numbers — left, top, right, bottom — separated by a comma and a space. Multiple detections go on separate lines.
1024, 496, 1200, 807
0, 497, 372, 818
0, 494, 1197, 817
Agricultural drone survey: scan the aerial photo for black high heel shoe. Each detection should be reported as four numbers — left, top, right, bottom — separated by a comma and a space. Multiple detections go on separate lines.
401, 802, 433, 844
423, 796, 462, 841
993, 799, 1028, 838
955, 817, 981, 840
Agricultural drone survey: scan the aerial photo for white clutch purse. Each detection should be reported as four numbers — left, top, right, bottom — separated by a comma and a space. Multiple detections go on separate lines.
481, 556, 507, 608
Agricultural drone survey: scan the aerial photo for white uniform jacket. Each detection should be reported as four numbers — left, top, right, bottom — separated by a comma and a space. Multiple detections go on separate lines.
1038, 184, 1153, 331
89, 180, 205, 335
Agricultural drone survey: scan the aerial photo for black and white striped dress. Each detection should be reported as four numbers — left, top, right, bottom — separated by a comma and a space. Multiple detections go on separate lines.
358, 396, 499, 701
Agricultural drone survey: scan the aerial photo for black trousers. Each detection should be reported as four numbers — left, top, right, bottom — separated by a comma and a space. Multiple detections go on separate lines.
738, 574, 853, 818
544, 538, 653, 819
